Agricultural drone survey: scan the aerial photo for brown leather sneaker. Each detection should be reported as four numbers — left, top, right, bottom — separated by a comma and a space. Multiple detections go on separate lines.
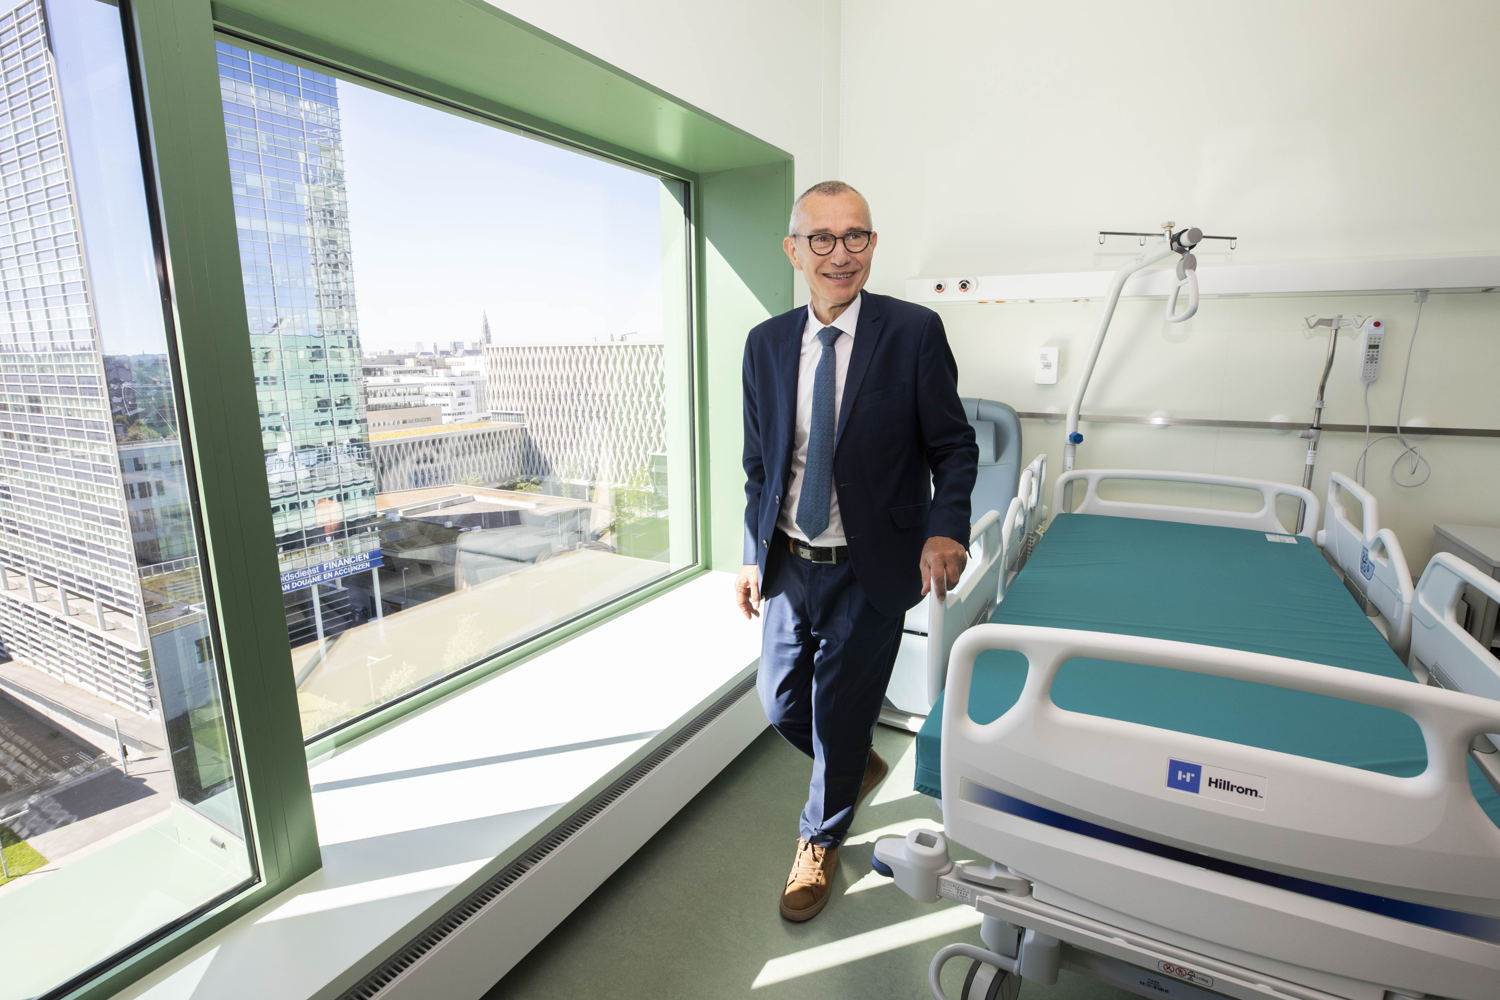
857, 747, 889, 809
780, 838, 839, 922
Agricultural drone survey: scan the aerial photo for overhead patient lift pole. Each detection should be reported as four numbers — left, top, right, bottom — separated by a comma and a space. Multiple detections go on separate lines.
1063, 224, 1205, 472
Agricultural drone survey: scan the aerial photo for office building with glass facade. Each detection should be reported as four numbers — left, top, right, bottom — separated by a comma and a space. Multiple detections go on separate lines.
0, 0, 157, 712
216, 42, 381, 645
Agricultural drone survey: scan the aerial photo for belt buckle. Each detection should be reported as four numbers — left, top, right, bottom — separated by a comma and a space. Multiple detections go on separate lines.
809, 546, 837, 565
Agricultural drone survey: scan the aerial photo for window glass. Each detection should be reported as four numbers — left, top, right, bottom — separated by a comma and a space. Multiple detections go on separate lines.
214, 41, 695, 740
0, 3, 253, 998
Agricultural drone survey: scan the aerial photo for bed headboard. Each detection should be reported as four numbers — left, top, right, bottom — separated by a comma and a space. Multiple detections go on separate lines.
1052, 468, 1318, 538
1317, 472, 1414, 658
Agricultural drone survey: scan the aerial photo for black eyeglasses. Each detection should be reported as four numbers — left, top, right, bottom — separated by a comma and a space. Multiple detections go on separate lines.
794, 230, 873, 255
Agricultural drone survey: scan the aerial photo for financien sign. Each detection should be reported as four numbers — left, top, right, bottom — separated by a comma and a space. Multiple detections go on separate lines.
280, 550, 382, 594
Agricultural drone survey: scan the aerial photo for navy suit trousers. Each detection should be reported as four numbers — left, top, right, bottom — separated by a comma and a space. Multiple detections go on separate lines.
757, 542, 903, 847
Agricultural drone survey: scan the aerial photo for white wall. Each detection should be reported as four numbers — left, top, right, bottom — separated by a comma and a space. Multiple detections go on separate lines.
488, 0, 840, 196
842, 0, 1500, 572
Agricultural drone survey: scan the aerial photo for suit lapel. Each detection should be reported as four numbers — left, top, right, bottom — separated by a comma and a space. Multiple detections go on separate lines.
836, 292, 883, 448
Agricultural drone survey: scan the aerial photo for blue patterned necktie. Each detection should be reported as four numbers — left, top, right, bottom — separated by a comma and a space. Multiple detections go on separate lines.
795, 326, 842, 541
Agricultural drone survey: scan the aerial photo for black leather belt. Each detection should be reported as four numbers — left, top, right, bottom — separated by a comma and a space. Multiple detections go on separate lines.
785, 533, 849, 565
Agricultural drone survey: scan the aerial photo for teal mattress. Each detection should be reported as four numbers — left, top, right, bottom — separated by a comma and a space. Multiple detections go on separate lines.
914, 513, 1500, 825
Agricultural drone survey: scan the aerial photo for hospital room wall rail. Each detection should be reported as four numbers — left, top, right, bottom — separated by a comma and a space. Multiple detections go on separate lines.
1016, 412, 1500, 438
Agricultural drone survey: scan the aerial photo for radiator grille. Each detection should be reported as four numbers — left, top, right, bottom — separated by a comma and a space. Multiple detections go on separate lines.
338, 674, 756, 1000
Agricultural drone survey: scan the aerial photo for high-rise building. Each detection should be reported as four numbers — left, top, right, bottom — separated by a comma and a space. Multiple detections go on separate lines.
0, 0, 158, 712
217, 43, 381, 645
0, 0, 239, 815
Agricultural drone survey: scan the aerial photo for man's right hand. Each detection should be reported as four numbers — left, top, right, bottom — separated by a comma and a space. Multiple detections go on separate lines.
735, 564, 761, 619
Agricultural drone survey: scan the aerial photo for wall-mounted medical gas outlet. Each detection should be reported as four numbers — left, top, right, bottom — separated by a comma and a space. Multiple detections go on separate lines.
924, 277, 983, 300
1035, 346, 1059, 385
1359, 316, 1384, 383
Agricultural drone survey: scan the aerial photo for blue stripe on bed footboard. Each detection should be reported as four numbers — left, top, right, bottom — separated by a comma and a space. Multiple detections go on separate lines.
961, 778, 1500, 945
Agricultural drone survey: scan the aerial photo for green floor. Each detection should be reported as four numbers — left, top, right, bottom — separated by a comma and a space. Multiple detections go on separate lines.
491, 726, 1136, 1000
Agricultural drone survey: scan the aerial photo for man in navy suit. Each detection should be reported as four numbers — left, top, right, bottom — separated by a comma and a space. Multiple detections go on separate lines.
735, 181, 977, 921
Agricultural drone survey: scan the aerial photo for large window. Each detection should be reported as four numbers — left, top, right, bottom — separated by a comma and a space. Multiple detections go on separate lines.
0, 3, 252, 998
213, 41, 696, 739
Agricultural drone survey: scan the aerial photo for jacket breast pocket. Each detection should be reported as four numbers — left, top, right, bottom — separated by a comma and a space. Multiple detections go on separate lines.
888, 501, 929, 530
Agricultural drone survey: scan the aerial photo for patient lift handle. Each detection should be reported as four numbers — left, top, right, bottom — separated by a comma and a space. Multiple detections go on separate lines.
1065, 225, 1203, 472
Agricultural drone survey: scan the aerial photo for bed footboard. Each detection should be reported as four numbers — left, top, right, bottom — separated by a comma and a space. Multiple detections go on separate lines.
920, 623, 1500, 1000
942, 624, 1500, 915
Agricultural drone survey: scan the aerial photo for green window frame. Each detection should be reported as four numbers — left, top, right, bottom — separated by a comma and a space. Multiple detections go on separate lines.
62, 0, 793, 997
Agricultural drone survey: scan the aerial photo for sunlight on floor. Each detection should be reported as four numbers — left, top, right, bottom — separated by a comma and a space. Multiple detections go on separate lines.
843, 868, 894, 896
842, 817, 940, 848
750, 906, 981, 988
870, 733, 922, 807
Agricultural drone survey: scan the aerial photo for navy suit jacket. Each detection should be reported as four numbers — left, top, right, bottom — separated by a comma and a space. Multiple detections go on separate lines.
742, 292, 978, 617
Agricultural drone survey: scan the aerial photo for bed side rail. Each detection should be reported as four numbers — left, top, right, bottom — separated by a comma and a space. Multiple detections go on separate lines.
1412, 553, 1500, 715
942, 623, 1500, 916
922, 505, 1014, 704
1052, 469, 1318, 538
1019, 453, 1047, 560
1317, 471, 1415, 657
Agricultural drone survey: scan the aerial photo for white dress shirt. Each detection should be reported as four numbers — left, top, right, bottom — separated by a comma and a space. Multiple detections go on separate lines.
778, 293, 862, 546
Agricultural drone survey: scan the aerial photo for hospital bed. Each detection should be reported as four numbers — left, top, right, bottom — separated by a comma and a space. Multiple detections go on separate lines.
880, 397, 1037, 730
874, 468, 1500, 1000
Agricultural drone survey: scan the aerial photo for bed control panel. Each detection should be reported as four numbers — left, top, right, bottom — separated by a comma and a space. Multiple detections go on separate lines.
1358, 317, 1384, 383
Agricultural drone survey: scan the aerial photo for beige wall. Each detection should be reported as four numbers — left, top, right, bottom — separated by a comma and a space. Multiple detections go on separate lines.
840, 0, 1500, 573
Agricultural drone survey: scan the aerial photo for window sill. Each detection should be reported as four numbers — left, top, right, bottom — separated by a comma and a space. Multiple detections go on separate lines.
114, 570, 763, 1000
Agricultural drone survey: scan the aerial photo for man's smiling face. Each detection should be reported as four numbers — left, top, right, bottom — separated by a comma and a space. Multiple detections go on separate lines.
783, 190, 877, 325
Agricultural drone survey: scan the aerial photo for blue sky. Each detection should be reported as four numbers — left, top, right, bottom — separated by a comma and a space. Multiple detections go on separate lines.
337, 81, 676, 351
53, 0, 680, 356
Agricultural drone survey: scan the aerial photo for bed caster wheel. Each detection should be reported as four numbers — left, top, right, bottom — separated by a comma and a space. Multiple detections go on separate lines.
870, 855, 893, 878
962, 960, 1020, 1000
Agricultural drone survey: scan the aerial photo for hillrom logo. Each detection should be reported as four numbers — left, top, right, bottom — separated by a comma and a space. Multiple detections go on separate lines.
1166, 758, 1268, 811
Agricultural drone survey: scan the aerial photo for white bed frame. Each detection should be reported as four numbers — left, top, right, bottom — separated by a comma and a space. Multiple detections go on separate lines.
876, 468, 1500, 1000
878, 623, 1500, 1000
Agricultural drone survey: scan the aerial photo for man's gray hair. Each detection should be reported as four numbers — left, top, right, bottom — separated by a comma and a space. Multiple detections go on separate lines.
788, 180, 871, 235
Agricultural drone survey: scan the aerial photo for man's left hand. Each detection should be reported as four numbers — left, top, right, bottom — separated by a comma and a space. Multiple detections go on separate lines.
920, 536, 967, 600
